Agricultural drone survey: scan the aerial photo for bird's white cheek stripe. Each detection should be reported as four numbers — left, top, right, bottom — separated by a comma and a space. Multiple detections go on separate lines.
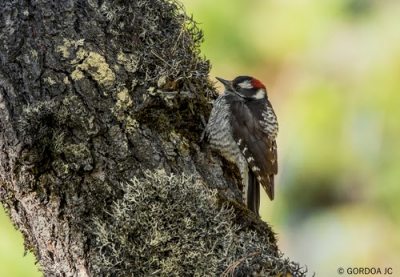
254, 89, 265, 99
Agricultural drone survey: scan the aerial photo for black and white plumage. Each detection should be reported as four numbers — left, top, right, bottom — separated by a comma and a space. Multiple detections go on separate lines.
204, 76, 278, 217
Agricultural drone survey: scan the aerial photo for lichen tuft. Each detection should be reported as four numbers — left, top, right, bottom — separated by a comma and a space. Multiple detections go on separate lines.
90, 170, 307, 276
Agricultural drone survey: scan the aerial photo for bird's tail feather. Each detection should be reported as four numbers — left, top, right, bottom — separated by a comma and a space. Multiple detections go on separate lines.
247, 170, 260, 217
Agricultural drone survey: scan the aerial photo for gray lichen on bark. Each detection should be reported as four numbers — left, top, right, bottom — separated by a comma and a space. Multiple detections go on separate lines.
0, 0, 308, 276
91, 170, 304, 276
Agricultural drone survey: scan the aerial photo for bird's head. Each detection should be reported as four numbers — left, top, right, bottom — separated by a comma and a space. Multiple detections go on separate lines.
216, 76, 267, 100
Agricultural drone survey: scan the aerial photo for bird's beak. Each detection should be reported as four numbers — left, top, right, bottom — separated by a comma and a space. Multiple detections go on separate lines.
216, 77, 232, 90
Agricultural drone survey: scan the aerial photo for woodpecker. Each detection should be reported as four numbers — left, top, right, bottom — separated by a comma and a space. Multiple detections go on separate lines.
204, 76, 278, 217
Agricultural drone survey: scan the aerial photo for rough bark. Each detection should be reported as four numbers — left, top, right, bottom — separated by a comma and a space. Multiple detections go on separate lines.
0, 0, 307, 276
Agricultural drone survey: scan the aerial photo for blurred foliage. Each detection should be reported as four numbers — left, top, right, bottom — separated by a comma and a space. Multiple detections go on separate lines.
0, 206, 41, 277
1, 0, 400, 275
181, 0, 400, 275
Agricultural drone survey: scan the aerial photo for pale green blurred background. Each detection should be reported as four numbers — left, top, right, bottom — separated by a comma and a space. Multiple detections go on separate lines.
180, 0, 400, 275
1, 0, 399, 276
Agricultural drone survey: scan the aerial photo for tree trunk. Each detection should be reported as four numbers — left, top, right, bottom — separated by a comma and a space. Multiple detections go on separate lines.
0, 0, 307, 276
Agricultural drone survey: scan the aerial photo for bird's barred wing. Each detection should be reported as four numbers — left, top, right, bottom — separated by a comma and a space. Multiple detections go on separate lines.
230, 100, 278, 200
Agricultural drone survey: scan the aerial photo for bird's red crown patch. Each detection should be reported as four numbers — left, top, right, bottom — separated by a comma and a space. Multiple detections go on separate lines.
251, 78, 266, 89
